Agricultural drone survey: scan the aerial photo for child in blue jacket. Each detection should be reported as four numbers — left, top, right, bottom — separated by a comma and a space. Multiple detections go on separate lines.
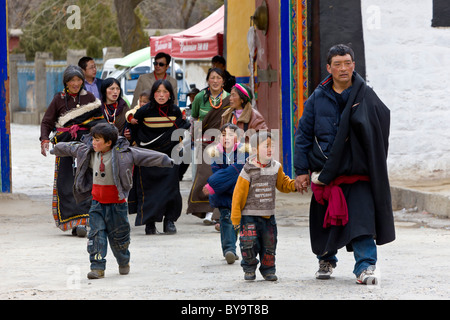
203, 123, 249, 264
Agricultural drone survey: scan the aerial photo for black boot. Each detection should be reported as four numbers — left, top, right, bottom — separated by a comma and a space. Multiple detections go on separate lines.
72, 225, 87, 237
145, 222, 158, 235
163, 219, 177, 234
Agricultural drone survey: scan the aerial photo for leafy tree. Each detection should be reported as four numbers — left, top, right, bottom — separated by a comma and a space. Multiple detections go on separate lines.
20, 0, 122, 60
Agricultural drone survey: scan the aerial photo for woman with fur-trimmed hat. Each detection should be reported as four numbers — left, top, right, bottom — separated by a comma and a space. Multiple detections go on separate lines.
40, 65, 105, 236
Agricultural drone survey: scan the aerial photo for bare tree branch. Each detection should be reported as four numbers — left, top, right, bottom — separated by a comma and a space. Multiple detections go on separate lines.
113, 0, 148, 54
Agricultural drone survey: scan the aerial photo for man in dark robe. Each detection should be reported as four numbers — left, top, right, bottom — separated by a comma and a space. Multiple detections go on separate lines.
294, 44, 395, 285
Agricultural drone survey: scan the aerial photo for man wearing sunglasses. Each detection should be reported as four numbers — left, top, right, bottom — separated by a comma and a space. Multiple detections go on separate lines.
131, 52, 178, 107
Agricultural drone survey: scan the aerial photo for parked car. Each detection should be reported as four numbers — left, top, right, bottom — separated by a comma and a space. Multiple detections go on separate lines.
100, 58, 121, 79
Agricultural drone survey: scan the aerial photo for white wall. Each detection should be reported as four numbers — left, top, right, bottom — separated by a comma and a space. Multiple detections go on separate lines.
361, 0, 450, 181
183, 61, 209, 90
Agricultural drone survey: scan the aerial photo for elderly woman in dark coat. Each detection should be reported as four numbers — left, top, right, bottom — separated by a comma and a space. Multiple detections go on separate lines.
40, 65, 105, 236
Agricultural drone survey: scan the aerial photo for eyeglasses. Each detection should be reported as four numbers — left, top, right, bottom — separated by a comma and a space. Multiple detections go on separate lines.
153, 62, 167, 67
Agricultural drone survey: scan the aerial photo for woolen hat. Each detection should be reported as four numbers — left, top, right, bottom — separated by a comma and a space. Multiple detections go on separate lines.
63, 65, 85, 86
233, 83, 253, 101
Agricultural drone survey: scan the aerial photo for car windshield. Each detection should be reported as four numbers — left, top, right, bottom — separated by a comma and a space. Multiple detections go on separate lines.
124, 66, 152, 95
109, 68, 127, 79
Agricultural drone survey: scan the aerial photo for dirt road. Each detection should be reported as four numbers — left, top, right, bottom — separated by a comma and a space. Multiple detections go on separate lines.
1, 189, 449, 301
1, 124, 449, 301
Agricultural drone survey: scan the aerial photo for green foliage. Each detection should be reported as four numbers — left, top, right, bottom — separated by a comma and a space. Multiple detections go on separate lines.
20, 0, 122, 60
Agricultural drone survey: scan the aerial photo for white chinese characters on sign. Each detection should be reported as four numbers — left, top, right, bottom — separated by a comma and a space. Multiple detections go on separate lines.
179, 41, 210, 54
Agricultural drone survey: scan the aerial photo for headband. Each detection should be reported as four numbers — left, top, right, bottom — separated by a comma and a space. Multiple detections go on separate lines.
234, 83, 252, 100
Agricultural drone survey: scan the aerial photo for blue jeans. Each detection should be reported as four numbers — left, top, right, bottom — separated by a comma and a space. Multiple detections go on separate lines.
87, 201, 131, 270
219, 207, 238, 256
317, 235, 377, 276
239, 215, 277, 276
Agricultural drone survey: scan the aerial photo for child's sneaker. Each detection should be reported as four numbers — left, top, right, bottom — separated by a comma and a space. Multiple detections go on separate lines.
119, 264, 130, 275
87, 269, 104, 279
356, 265, 377, 285
315, 260, 335, 279
244, 272, 256, 281
203, 212, 214, 225
263, 274, 278, 281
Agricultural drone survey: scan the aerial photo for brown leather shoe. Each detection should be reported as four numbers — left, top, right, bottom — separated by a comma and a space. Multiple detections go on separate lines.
87, 269, 104, 279
119, 264, 130, 275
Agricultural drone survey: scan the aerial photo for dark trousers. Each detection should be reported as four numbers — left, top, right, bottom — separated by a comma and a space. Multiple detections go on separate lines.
219, 207, 238, 255
239, 215, 277, 276
317, 234, 377, 276
87, 201, 131, 270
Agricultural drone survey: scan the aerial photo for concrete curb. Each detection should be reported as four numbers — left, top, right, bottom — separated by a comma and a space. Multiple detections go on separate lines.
0, 192, 30, 200
391, 186, 450, 219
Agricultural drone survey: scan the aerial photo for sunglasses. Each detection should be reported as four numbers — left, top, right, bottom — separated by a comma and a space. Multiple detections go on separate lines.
153, 62, 167, 67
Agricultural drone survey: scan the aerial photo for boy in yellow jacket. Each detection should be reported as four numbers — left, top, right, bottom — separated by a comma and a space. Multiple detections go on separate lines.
231, 131, 296, 281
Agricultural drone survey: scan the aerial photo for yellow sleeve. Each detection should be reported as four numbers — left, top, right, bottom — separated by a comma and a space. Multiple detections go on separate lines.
231, 176, 250, 226
276, 166, 296, 193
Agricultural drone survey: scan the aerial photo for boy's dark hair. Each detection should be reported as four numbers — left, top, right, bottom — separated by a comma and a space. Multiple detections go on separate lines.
140, 90, 151, 99
250, 131, 272, 149
155, 52, 171, 65
219, 122, 239, 132
219, 123, 243, 140
78, 56, 94, 71
90, 123, 119, 147
212, 55, 226, 66
327, 44, 355, 65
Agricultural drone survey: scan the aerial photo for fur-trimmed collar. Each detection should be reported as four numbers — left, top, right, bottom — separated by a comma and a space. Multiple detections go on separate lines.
221, 101, 252, 124
59, 88, 89, 99
55, 99, 102, 128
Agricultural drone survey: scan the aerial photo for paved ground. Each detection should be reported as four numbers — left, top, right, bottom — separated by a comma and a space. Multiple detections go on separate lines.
1, 124, 449, 302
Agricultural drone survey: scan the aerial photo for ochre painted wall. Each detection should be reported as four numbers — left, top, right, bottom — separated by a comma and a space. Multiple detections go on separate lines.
226, 1, 255, 80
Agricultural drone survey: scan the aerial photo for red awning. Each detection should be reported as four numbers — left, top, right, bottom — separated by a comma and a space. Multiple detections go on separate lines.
150, 5, 224, 59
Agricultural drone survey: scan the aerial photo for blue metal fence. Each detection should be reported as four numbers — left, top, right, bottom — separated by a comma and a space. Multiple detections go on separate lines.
17, 62, 35, 111
16, 61, 104, 112
45, 61, 66, 105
